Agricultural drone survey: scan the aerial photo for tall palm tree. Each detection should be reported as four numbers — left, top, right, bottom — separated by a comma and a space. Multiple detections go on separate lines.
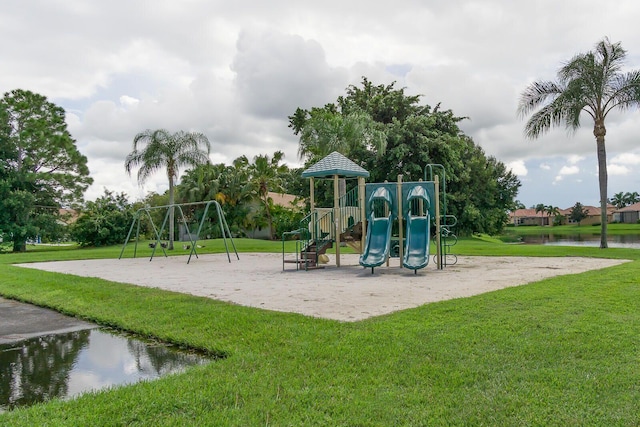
248, 151, 288, 240
518, 37, 640, 248
125, 129, 211, 249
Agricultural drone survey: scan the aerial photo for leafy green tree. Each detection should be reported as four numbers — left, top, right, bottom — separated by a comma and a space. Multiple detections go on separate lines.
271, 203, 305, 239
293, 107, 387, 163
569, 202, 589, 225
0, 89, 92, 252
518, 38, 640, 248
71, 189, 133, 246
280, 167, 307, 204
125, 129, 211, 250
290, 78, 520, 235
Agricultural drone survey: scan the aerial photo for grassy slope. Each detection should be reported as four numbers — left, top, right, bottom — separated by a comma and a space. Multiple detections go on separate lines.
1, 238, 639, 425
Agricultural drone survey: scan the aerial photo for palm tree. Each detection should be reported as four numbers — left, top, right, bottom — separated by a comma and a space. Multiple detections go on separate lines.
534, 203, 546, 226
610, 191, 627, 209
248, 151, 288, 240
546, 205, 560, 226
177, 163, 224, 204
624, 191, 640, 206
518, 38, 640, 248
125, 129, 211, 250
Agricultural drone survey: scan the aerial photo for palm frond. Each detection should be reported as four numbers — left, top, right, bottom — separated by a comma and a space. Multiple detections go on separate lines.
603, 70, 640, 114
517, 81, 563, 117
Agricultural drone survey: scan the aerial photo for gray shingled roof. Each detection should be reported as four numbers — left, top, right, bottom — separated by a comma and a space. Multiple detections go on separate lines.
301, 151, 370, 178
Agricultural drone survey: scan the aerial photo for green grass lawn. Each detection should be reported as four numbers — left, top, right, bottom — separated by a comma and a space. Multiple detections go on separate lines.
1, 237, 639, 425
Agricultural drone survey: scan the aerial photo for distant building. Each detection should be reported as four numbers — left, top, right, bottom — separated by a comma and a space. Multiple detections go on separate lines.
508, 209, 549, 226
614, 202, 640, 224
564, 205, 615, 226
266, 192, 304, 209
509, 204, 615, 226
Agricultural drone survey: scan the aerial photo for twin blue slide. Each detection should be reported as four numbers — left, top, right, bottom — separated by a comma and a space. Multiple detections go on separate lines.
359, 185, 431, 273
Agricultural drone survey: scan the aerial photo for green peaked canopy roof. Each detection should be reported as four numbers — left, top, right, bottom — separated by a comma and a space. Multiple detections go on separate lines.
301, 151, 370, 178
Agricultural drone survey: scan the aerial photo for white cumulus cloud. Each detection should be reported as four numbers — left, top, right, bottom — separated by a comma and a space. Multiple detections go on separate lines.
507, 160, 527, 176
558, 165, 580, 175
608, 164, 631, 176
610, 152, 640, 165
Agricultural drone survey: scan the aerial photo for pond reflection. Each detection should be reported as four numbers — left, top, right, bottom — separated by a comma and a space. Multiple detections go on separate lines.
0, 329, 211, 412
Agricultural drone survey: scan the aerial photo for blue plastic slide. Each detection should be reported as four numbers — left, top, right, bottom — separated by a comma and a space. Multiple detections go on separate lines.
402, 186, 431, 272
359, 187, 394, 273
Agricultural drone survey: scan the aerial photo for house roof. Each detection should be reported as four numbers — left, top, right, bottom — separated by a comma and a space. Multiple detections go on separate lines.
301, 151, 370, 178
616, 202, 640, 212
508, 209, 546, 218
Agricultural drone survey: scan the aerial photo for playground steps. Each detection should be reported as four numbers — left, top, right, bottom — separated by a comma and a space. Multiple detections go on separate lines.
298, 239, 334, 269
282, 258, 325, 270
340, 221, 363, 253
344, 241, 362, 253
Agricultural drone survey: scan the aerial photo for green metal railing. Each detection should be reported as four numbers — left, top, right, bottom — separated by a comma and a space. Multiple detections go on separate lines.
338, 186, 361, 233
281, 185, 362, 270
281, 228, 309, 271
440, 215, 458, 266
425, 164, 457, 268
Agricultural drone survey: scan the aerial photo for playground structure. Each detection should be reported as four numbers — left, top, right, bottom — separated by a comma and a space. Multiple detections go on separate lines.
282, 152, 457, 272
119, 200, 238, 264
358, 176, 440, 274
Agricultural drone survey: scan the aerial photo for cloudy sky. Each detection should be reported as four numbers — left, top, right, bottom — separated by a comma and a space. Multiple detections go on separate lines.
3, 0, 640, 209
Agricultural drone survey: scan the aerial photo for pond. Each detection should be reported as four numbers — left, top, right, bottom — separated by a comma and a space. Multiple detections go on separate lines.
0, 328, 213, 412
520, 233, 640, 249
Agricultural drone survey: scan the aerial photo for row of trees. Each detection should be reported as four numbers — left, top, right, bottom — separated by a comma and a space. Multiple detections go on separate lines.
85, 78, 522, 247
1, 79, 524, 250
72, 152, 303, 247
609, 191, 640, 209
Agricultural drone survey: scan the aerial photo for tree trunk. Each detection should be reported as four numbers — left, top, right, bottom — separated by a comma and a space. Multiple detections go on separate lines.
168, 177, 175, 250
12, 240, 26, 252
264, 197, 274, 240
594, 119, 608, 249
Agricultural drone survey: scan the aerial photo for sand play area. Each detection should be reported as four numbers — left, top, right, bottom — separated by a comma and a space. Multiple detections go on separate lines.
17, 254, 626, 322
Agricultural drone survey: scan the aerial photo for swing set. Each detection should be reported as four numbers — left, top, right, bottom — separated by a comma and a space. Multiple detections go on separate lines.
119, 200, 238, 264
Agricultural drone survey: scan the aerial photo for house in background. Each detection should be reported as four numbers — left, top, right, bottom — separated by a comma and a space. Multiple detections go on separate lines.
614, 202, 640, 223
564, 205, 615, 226
508, 209, 549, 226
509, 204, 615, 226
